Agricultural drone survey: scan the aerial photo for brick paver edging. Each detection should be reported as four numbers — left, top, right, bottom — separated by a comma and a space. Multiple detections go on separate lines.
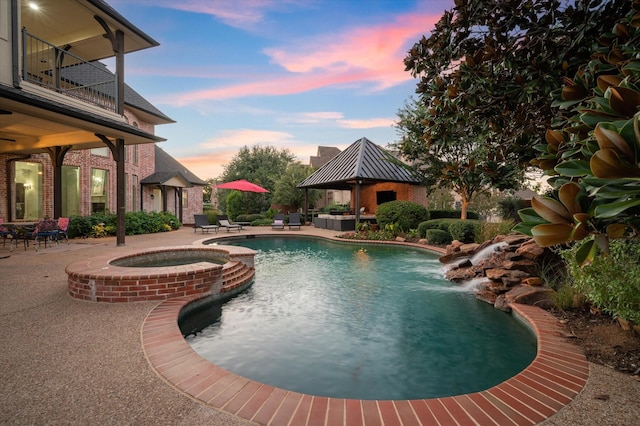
142, 297, 588, 425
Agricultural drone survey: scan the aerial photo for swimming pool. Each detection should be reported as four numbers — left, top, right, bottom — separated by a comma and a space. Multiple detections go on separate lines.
185, 237, 536, 400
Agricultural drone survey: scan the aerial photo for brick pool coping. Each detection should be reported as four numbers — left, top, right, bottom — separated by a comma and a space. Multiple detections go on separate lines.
141, 237, 589, 426
66, 244, 255, 303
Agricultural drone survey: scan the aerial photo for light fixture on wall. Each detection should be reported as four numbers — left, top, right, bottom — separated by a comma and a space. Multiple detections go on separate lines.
150, 194, 154, 199
23, 183, 32, 190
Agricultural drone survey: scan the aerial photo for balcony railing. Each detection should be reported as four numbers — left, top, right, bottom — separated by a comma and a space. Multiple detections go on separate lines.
22, 29, 117, 113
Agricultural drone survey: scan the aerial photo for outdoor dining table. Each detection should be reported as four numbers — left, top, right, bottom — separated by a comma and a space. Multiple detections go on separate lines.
1, 222, 38, 251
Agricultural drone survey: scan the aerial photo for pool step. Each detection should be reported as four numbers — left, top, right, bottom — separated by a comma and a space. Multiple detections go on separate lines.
221, 260, 254, 293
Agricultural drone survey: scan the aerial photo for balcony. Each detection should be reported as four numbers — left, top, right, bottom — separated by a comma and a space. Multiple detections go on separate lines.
22, 29, 117, 113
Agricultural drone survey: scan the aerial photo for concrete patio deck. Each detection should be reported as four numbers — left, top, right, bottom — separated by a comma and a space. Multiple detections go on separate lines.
1, 225, 638, 425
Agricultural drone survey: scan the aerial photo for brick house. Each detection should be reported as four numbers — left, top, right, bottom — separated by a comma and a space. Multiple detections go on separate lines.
0, 1, 205, 243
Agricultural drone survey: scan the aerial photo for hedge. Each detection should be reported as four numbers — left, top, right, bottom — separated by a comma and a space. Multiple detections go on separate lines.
426, 229, 452, 245
428, 209, 479, 220
376, 201, 429, 231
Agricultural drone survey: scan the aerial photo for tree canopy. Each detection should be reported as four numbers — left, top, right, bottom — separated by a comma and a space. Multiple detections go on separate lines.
217, 145, 295, 214
395, 0, 629, 219
271, 163, 321, 211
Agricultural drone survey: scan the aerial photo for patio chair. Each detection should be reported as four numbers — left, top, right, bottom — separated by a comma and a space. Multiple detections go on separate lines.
217, 216, 242, 232
57, 217, 70, 244
288, 212, 302, 230
194, 214, 219, 233
271, 213, 285, 230
33, 218, 60, 251
0, 219, 9, 248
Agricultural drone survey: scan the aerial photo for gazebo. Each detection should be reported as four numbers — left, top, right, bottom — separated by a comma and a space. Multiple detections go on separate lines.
298, 137, 422, 229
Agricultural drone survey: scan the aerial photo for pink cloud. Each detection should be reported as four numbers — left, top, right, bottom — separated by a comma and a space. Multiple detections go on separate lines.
154, 12, 440, 106
337, 117, 397, 129
200, 129, 295, 150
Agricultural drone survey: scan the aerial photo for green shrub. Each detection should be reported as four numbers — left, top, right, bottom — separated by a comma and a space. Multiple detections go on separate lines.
448, 220, 481, 243
428, 209, 479, 220
376, 201, 429, 232
68, 215, 92, 238
561, 239, 640, 323
426, 229, 452, 245
236, 213, 265, 223
251, 218, 273, 226
68, 211, 181, 238
417, 219, 459, 238
225, 191, 244, 220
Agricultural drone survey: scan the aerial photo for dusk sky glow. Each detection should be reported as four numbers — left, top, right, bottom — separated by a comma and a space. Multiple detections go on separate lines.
107, 0, 455, 180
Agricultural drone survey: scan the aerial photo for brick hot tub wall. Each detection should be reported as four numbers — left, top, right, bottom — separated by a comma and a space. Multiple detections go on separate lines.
66, 245, 255, 303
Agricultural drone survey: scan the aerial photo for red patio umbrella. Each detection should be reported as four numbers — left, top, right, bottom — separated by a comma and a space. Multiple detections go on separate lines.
214, 179, 269, 193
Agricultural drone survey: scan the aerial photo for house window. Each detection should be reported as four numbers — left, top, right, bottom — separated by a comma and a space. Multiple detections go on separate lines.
376, 190, 396, 205
61, 166, 80, 217
91, 168, 108, 213
182, 189, 188, 208
13, 161, 42, 220
132, 145, 138, 165
91, 147, 110, 157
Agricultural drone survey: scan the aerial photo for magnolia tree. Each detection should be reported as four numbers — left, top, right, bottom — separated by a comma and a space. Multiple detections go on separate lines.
396, 0, 628, 220
515, 5, 640, 265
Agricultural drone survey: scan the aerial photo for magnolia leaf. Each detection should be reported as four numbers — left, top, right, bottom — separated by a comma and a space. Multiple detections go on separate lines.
590, 149, 640, 178
606, 223, 626, 238
570, 221, 590, 241
609, 86, 640, 117
580, 110, 621, 128
562, 84, 588, 101
531, 196, 572, 224
594, 234, 610, 256
594, 199, 640, 218
531, 223, 574, 247
594, 123, 635, 161
558, 182, 582, 216
573, 212, 589, 225
512, 221, 535, 236
554, 160, 591, 177
545, 129, 565, 151
597, 75, 622, 92
575, 239, 597, 267
517, 207, 550, 225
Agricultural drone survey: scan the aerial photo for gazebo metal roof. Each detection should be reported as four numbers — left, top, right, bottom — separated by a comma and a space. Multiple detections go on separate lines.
298, 137, 420, 190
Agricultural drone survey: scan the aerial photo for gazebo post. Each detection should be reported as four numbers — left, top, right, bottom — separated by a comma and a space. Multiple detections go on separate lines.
304, 189, 308, 225
355, 179, 361, 224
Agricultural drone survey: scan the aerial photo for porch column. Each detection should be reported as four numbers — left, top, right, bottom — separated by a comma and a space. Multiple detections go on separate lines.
46, 145, 71, 219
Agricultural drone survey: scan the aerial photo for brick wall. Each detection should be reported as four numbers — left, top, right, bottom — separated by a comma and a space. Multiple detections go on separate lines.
1, 107, 203, 222
356, 183, 428, 213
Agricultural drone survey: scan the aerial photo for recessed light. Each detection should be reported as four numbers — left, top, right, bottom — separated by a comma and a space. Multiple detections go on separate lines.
28, 2, 39, 11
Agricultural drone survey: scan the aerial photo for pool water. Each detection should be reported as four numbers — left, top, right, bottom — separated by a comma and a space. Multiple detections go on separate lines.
186, 237, 536, 400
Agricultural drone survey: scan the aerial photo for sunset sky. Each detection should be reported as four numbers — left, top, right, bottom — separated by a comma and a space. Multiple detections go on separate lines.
107, 0, 455, 181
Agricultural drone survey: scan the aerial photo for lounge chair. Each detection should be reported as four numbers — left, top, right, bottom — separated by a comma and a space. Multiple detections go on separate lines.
271, 213, 285, 230
288, 212, 301, 230
217, 216, 242, 232
194, 214, 219, 233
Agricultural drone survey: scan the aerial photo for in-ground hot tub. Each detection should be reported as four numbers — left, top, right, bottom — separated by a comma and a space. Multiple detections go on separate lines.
66, 245, 255, 303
